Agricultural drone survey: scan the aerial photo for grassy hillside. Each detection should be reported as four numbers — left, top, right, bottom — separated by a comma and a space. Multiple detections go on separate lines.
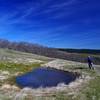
0, 39, 100, 64
0, 48, 54, 63
0, 48, 100, 100
0, 48, 100, 65
0, 48, 54, 78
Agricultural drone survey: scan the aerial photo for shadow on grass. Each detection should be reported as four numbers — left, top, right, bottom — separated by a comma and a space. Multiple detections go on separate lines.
73, 67, 88, 70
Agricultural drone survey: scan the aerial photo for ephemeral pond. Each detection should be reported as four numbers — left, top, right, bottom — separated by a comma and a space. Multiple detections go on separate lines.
16, 67, 80, 88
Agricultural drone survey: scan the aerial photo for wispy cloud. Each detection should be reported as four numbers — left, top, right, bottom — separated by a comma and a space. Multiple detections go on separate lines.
0, 0, 99, 48
50, 0, 77, 8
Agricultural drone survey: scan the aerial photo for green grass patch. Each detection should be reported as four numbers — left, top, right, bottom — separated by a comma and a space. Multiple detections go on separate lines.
0, 62, 43, 86
0, 62, 42, 74
72, 75, 100, 100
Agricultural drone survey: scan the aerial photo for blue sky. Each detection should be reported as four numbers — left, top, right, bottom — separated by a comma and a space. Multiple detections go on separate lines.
0, 0, 100, 49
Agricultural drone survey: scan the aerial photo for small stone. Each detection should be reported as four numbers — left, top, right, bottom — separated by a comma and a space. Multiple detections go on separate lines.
0, 76, 7, 80
2, 71, 10, 75
1, 84, 11, 90
12, 85, 20, 91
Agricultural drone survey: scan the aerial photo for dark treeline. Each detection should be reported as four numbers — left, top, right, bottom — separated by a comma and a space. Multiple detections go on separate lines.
58, 48, 100, 55
0, 39, 100, 65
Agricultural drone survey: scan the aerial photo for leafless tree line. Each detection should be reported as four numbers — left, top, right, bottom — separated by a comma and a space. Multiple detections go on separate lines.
0, 39, 99, 65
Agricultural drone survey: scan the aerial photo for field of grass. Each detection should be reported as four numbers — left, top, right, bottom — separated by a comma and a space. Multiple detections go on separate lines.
78, 76, 100, 100
0, 62, 99, 100
0, 48, 100, 100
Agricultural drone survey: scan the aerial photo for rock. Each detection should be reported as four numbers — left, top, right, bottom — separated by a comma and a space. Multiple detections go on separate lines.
12, 85, 20, 91
2, 71, 10, 75
0, 76, 7, 80
14, 72, 23, 76
43, 59, 67, 69
0, 71, 10, 81
1, 84, 12, 90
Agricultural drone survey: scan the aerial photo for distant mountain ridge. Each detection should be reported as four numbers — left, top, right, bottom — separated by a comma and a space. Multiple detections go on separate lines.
58, 48, 100, 55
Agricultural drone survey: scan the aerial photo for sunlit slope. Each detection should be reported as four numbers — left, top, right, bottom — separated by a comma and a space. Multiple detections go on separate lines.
0, 48, 53, 63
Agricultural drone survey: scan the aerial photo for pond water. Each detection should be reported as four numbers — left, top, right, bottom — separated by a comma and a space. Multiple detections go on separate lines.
16, 67, 79, 88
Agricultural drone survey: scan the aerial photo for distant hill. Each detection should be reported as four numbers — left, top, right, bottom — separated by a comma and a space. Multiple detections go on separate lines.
58, 48, 100, 55
0, 39, 100, 65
